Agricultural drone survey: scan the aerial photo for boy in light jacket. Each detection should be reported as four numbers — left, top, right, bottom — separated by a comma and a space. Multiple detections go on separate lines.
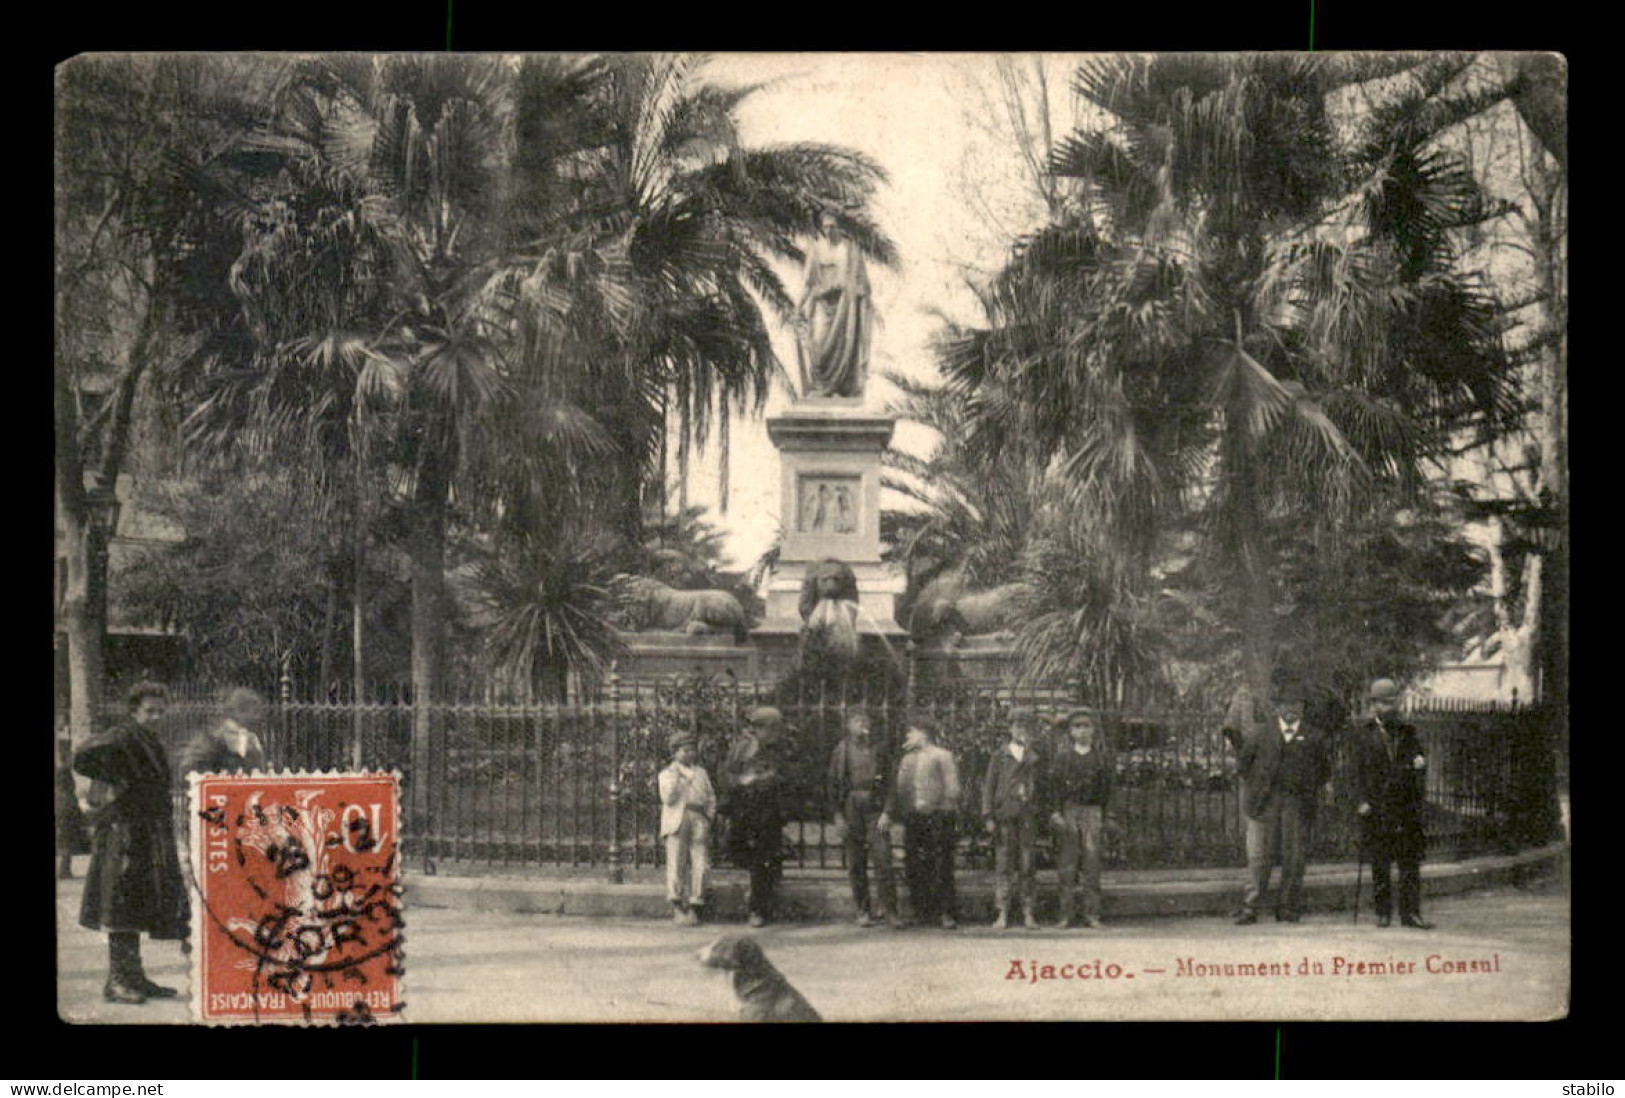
660, 732, 717, 925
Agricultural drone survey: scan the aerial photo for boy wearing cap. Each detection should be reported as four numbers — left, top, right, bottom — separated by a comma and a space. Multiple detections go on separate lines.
1047, 710, 1113, 929
982, 708, 1044, 930
659, 733, 717, 925
829, 708, 897, 927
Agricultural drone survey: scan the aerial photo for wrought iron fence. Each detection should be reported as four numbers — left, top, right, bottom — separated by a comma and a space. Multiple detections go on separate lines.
151, 679, 1564, 878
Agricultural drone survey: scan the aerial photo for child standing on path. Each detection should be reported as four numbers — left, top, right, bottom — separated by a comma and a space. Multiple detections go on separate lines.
659, 732, 716, 925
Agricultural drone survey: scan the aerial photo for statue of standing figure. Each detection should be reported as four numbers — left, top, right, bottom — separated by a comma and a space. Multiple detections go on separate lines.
796, 208, 874, 399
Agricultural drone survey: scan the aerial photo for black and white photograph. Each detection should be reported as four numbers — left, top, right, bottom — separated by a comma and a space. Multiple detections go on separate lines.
53, 50, 1569, 1025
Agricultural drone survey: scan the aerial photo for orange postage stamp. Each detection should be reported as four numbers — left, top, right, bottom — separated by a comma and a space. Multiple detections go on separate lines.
188, 771, 403, 1025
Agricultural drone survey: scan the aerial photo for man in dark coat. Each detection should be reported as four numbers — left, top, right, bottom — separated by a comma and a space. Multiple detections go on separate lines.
74, 681, 190, 1004
1354, 678, 1433, 929
1233, 685, 1331, 924
828, 707, 897, 927
723, 707, 791, 927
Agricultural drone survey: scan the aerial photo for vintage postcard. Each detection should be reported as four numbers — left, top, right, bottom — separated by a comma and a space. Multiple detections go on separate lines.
54, 50, 1567, 1025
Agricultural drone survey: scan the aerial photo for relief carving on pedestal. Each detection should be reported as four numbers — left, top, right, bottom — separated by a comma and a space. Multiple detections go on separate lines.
798, 476, 860, 534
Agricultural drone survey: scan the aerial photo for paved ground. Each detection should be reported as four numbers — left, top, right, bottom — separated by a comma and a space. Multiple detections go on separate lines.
58, 862, 1567, 1024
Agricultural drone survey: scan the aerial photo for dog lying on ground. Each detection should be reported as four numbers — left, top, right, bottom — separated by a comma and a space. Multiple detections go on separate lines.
695, 934, 822, 1022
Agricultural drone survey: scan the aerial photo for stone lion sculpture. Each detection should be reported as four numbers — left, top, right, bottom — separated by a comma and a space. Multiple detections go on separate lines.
908, 572, 1031, 643
617, 575, 749, 638
798, 558, 862, 662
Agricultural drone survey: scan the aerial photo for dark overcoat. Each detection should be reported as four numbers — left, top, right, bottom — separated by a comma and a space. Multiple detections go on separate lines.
74, 719, 190, 938
981, 744, 1044, 820
722, 732, 788, 864
1352, 719, 1428, 859
1238, 722, 1331, 820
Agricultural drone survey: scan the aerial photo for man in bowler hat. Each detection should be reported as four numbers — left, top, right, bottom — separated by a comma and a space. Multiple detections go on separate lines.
1354, 679, 1433, 929
1234, 685, 1331, 924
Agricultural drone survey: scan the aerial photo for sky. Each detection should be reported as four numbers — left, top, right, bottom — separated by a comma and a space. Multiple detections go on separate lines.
672, 53, 1088, 571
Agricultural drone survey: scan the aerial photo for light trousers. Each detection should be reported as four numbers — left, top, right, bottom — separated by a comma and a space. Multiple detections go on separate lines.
664, 809, 711, 906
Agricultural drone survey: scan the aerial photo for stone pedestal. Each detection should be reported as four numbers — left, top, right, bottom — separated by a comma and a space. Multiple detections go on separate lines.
611, 631, 759, 683
751, 401, 907, 668
910, 635, 1020, 686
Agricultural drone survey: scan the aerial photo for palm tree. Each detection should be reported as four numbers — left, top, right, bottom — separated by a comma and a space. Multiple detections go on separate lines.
880, 370, 1042, 620
463, 528, 626, 702
182, 55, 897, 764
498, 54, 898, 528
175, 57, 541, 822
942, 54, 1516, 709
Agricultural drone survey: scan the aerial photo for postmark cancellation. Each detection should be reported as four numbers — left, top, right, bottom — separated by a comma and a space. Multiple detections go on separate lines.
187, 771, 404, 1026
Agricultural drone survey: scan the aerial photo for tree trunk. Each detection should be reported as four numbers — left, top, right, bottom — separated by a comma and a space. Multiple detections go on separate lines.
408, 451, 449, 851
656, 387, 669, 521
717, 400, 730, 516
542, 657, 568, 705
351, 552, 366, 765
1534, 167, 1567, 708
352, 423, 369, 763
1484, 514, 1537, 701
677, 416, 690, 514
1239, 556, 1275, 720
59, 502, 110, 751
318, 569, 338, 701
60, 307, 158, 745
55, 347, 140, 757
1224, 381, 1275, 719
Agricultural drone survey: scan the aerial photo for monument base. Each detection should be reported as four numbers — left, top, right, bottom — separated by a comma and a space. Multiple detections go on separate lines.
760, 558, 907, 636
611, 631, 758, 682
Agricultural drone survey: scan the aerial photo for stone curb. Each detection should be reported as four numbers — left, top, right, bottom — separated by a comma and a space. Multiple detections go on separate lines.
405, 841, 1567, 922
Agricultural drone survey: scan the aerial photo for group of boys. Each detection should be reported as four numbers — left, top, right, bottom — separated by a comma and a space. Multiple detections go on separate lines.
661, 676, 1437, 932
658, 705, 1115, 931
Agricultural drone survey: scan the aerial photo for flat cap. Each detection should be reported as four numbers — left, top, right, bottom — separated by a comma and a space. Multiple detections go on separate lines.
668, 732, 698, 752
745, 706, 785, 728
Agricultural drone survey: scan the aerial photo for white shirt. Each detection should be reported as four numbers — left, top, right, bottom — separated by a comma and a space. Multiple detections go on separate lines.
222, 718, 263, 759
658, 761, 716, 839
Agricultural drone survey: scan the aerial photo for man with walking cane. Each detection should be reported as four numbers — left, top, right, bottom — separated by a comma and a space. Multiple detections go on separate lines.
1353, 678, 1434, 930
